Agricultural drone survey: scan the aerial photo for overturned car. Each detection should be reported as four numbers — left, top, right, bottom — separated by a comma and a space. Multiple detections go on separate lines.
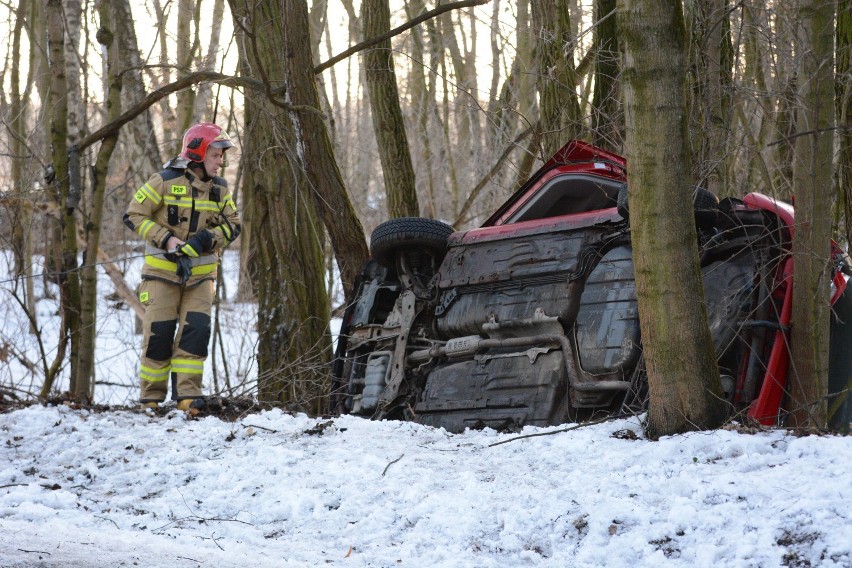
330, 141, 852, 432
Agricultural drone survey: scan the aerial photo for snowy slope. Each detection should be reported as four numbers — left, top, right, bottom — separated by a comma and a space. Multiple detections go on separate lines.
1, 404, 850, 568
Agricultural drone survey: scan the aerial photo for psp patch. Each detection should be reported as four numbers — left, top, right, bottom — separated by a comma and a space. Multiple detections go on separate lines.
139, 291, 150, 303
171, 185, 188, 196
134, 190, 146, 203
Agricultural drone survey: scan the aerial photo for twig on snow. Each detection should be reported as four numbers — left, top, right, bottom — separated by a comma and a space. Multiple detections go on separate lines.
488, 414, 632, 447
382, 454, 404, 476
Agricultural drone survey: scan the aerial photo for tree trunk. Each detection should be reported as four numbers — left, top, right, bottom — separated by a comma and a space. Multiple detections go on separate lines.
788, 1, 835, 429
362, 0, 420, 218
230, 0, 369, 412
774, 5, 798, 196
285, 0, 370, 298
43, 0, 83, 399
741, 0, 776, 194
175, 0, 199, 145
108, 0, 163, 177
75, 0, 123, 403
618, 0, 727, 439
531, 0, 582, 158
686, 0, 733, 197
591, 0, 620, 150
64, 0, 97, 401
839, 1, 852, 249
405, 0, 438, 219
9, 0, 36, 334
194, 0, 226, 119
152, 0, 177, 143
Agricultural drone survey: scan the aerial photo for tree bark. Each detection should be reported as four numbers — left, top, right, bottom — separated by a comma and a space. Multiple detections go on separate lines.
531, 0, 582, 158
362, 0, 420, 218
111, 0, 163, 176
618, 0, 727, 439
229, 0, 369, 412
8, 0, 36, 333
175, 0, 199, 145
686, 0, 733, 197
232, 0, 330, 412
404, 0, 438, 219
74, 0, 124, 403
43, 0, 83, 399
591, 0, 621, 150
194, 0, 226, 119
838, 1, 852, 249
277, 0, 370, 298
788, 1, 836, 429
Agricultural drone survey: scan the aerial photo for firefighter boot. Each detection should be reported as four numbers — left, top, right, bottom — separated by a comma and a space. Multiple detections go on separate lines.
177, 398, 206, 416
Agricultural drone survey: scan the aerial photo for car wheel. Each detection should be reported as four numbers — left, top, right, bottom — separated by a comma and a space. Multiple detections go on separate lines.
692, 186, 720, 230
369, 217, 455, 269
616, 183, 630, 220
616, 185, 719, 230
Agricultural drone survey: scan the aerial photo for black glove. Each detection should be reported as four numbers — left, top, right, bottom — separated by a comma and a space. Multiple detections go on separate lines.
179, 230, 214, 257
176, 255, 193, 285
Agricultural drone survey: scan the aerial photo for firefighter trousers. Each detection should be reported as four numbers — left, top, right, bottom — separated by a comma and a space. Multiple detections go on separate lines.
138, 278, 214, 403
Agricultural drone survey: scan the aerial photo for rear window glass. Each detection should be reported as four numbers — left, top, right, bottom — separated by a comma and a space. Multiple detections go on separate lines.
506, 174, 622, 223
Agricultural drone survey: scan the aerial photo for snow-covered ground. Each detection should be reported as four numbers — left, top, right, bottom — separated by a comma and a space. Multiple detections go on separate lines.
1, 405, 851, 567
1, 250, 851, 567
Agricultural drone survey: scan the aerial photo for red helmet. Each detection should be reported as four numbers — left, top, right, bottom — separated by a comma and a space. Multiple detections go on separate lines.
179, 122, 234, 162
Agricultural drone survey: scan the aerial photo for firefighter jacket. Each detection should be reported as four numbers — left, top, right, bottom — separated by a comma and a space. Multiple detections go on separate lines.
124, 166, 241, 287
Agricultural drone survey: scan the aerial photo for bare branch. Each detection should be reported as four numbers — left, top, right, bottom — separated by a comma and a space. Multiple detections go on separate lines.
314, 0, 491, 74
74, 71, 320, 153
454, 126, 534, 226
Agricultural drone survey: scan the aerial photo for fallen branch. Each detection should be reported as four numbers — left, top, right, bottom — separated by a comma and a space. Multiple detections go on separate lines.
382, 454, 404, 476
488, 414, 632, 447
18, 548, 51, 555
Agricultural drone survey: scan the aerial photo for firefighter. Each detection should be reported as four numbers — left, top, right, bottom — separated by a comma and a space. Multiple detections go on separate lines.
124, 122, 241, 412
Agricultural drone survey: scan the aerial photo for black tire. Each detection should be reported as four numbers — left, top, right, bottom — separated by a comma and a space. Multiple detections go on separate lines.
369, 217, 455, 268
616, 184, 719, 230
616, 184, 630, 220
692, 186, 720, 230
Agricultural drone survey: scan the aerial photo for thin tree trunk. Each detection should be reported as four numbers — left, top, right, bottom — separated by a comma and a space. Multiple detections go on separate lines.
591, 0, 620, 150
194, 0, 226, 119
43, 0, 83, 399
152, 0, 177, 144
788, 1, 835, 429
531, 0, 582, 158
404, 0, 438, 218
175, 0, 198, 143
9, 0, 36, 334
838, 1, 852, 249
741, 0, 776, 194
112, 0, 163, 190
362, 0, 419, 218
619, 0, 726, 439
686, 0, 733, 197
64, 0, 97, 401
76, 0, 123, 403
774, 4, 798, 195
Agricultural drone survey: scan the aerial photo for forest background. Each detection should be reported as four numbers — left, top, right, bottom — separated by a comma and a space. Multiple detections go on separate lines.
0, 0, 849, 436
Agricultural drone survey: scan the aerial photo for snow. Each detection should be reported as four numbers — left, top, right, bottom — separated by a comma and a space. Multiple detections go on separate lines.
0, 409, 850, 568
2, 253, 852, 567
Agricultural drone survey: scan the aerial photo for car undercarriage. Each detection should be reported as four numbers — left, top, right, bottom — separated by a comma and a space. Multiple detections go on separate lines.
330, 141, 852, 433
